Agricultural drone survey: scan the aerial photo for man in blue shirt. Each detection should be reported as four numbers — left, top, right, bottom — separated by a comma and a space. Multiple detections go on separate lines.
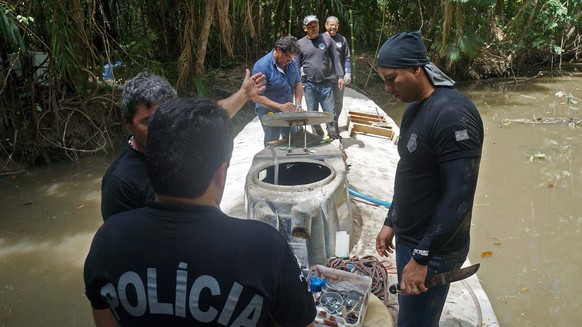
252, 36, 304, 146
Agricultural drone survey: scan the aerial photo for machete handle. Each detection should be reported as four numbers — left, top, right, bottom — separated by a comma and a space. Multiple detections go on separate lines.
388, 283, 400, 294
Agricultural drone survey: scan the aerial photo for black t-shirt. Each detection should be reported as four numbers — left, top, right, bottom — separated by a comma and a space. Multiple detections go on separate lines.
101, 143, 154, 220
296, 33, 344, 83
387, 87, 483, 254
84, 202, 316, 326
327, 33, 351, 75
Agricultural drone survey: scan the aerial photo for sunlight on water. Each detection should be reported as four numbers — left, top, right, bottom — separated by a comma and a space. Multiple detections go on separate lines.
0, 234, 92, 268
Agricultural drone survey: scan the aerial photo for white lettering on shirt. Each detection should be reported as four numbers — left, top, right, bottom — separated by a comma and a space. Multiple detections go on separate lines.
100, 262, 265, 325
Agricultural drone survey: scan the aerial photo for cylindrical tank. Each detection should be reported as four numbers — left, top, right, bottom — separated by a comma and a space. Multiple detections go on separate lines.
245, 142, 352, 267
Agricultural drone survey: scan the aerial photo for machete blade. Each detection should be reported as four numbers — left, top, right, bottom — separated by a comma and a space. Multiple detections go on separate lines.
425, 263, 480, 288
389, 263, 480, 294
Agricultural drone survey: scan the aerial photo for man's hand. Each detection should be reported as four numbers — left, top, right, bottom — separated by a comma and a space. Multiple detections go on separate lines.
375, 225, 395, 257
338, 78, 346, 91
242, 69, 266, 100
400, 259, 429, 295
279, 102, 303, 112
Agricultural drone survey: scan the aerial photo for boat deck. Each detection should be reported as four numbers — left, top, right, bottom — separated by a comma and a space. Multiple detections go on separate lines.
221, 87, 498, 326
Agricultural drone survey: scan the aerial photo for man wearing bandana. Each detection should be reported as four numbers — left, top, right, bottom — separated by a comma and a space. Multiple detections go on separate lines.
374, 31, 484, 327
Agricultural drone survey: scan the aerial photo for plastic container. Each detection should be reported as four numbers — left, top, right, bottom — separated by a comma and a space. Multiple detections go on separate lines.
309, 265, 372, 327
335, 231, 350, 258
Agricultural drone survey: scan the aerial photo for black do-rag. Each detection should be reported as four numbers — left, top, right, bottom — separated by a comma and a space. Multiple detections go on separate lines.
377, 31, 455, 86
377, 31, 429, 68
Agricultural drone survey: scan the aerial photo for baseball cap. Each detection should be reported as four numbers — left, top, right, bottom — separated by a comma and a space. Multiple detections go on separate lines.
303, 15, 319, 25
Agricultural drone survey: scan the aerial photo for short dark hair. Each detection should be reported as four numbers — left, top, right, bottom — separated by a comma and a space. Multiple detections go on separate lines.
275, 36, 300, 55
121, 72, 177, 122
146, 97, 233, 198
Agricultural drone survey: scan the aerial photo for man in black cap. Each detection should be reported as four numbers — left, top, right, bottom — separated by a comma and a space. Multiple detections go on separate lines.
374, 31, 483, 326
295, 15, 345, 139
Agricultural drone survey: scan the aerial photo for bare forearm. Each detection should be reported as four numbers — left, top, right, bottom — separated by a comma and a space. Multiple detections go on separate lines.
294, 83, 304, 106
217, 88, 249, 118
253, 95, 283, 111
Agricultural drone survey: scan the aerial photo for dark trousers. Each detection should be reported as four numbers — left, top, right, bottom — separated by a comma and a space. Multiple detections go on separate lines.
395, 240, 469, 327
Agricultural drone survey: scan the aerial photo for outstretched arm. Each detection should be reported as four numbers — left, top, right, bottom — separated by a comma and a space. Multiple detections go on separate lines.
217, 69, 266, 117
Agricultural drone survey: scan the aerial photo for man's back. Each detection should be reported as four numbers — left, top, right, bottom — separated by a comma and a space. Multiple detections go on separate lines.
85, 202, 316, 326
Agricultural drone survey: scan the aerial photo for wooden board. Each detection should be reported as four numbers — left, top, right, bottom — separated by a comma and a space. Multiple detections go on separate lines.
350, 116, 392, 127
350, 123, 394, 139
348, 111, 387, 120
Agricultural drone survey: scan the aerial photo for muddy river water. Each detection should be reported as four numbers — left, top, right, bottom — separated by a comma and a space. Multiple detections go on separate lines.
1, 71, 581, 326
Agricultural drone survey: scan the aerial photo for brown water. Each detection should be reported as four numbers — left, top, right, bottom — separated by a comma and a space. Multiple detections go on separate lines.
1, 72, 581, 326
0, 156, 110, 325
463, 72, 582, 327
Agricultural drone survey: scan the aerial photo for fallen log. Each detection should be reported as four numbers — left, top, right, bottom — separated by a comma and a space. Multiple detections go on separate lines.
501, 117, 582, 125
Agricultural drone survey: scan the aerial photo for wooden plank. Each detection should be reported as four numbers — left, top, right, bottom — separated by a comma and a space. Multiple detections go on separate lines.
351, 116, 381, 124
350, 117, 393, 129
348, 111, 386, 120
350, 116, 386, 123
350, 123, 394, 139
348, 111, 392, 129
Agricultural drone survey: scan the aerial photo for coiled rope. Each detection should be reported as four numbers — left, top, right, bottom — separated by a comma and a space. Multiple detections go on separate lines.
327, 255, 396, 304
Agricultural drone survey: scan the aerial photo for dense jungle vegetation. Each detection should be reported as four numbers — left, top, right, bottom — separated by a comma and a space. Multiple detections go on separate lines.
0, 0, 581, 170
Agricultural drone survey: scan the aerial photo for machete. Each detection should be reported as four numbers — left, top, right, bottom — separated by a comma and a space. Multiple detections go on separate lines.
389, 263, 480, 294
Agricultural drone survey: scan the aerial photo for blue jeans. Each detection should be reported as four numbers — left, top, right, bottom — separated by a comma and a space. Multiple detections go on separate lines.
303, 81, 336, 137
395, 240, 469, 327
256, 107, 296, 147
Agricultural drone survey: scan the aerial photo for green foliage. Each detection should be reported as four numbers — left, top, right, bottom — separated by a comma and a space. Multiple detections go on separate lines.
528, 0, 569, 50
110, 31, 166, 83
190, 75, 212, 99
0, 3, 28, 53
49, 5, 85, 93
0, 0, 581, 166
2, 0, 581, 84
